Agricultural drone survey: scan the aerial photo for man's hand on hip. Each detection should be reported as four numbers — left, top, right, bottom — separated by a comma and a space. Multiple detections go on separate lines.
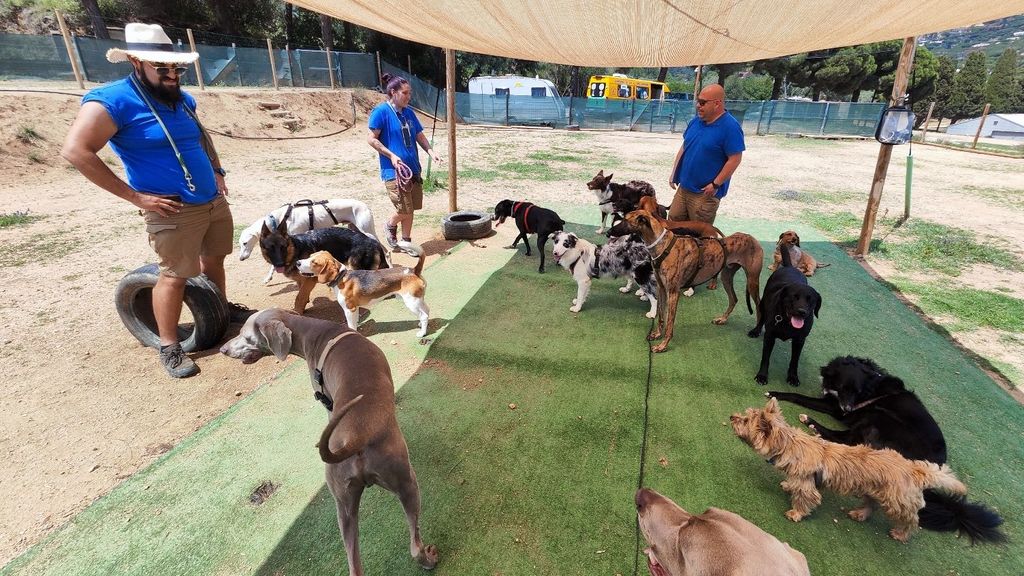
133, 191, 182, 217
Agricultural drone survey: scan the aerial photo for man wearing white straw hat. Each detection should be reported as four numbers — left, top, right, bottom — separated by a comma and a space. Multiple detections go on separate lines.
62, 23, 253, 378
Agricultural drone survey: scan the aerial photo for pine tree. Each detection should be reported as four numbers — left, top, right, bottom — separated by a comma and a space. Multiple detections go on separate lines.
931, 56, 956, 127
947, 51, 987, 123
985, 48, 1018, 112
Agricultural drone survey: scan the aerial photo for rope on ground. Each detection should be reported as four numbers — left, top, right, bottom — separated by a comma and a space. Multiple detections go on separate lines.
632, 308, 657, 576
0, 88, 354, 141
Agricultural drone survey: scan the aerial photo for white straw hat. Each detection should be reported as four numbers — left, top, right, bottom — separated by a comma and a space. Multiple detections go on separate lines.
105, 23, 199, 65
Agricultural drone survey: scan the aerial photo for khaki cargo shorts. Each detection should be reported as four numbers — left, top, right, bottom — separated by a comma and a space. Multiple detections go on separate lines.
385, 175, 424, 215
668, 187, 721, 224
143, 195, 233, 278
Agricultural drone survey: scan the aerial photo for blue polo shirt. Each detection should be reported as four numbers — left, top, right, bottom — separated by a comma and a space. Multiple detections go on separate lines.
368, 102, 424, 180
674, 111, 745, 199
82, 75, 217, 204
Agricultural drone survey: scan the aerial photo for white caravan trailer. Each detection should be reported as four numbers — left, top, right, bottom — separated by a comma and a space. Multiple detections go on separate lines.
466, 75, 566, 126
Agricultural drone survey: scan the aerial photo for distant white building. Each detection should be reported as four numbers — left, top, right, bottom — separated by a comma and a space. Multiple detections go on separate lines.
946, 113, 1024, 140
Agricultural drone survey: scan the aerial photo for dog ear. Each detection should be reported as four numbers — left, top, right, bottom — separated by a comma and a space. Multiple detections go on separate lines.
316, 253, 339, 284
765, 397, 780, 413
259, 319, 292, 361
794, 233, 801, 246
813, 291, 822, 318
275, 215, 288, 234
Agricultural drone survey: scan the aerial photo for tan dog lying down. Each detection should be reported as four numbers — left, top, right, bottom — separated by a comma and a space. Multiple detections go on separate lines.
769, 231, 829, 277
636, 488, 809, 576
297, 247, 430, 337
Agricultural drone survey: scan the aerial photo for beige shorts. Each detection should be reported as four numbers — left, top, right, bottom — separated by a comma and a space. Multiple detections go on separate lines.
668, 187, 721, 224
386, 176, 423, 215
143, 195, 233, 278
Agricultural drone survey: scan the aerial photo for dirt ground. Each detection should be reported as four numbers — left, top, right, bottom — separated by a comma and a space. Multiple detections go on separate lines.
1, 83, 1023, 566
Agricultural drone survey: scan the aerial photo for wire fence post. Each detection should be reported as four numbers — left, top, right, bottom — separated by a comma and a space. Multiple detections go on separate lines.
375, 51, 382, 85
764, 100, 778, 135
186, 29, 205, 90
54, 9, 84, 89
325, 46, 336, 89
505, 92, 510, 127
920, 101, 935, 142
819, 102, 830, 135
972, 103, 991, 149
266, 38, 279, 90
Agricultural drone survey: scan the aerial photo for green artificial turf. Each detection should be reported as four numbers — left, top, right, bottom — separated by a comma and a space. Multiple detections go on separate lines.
5, 215, 1023, 576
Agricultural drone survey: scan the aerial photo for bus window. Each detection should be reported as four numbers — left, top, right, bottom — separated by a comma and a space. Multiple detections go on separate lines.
636, 86, 649, 100
617, 84, 630, 98
589, 82, 606, 98
531, 87, 546, 98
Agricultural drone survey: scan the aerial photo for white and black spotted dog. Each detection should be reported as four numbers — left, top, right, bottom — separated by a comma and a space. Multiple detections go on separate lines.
551, 231, 658, 318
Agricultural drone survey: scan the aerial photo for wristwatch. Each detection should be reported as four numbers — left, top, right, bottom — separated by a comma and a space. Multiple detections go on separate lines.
711, 181, 722, 190
213, 167, 227, 177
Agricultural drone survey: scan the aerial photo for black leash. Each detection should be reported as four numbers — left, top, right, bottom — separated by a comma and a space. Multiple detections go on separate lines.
632, 259, 658, 576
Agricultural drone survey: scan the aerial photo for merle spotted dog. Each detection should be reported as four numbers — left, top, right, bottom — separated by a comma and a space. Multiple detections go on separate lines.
586, 170, 656, 234
551, 231, 657, 318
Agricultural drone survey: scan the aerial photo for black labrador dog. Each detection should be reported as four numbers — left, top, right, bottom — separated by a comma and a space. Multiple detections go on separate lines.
767, 356, 1006, 544
748, 241, 821, 385
260, 221, 388, 313
492, 199, 565, 273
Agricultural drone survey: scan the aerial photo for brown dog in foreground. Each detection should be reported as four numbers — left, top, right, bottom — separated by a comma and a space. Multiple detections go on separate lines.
769, 231, 829, 277
607, 210, 763, 352
731, 398, 968, 542
636, 487, 810, 576
637, 196, 723, 239
220, 309, 438, 575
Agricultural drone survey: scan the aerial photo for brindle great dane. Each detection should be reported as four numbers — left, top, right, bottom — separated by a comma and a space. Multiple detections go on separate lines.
608, 210, 763, 353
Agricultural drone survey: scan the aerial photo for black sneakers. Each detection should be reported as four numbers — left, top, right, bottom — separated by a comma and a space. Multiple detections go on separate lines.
159, 343, 199, 378
228, 302, 256, 323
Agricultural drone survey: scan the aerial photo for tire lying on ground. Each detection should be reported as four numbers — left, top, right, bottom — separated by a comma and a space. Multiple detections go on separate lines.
441, 210, 493, 240
114, 263, 230, 353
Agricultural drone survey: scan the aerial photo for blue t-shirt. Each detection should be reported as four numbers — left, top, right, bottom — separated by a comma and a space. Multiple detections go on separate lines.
674, 111, 745, 199
368, 102, 424, 180
82, 75, 217, 204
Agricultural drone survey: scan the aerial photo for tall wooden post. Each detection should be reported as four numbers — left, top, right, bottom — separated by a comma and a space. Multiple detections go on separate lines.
920, 101, 935, 142
972, 103, 991, 149
325, 47, 337, 89
445, 48, 458, 213
692, 65, 702, 112
186, 29, 205, 90
856, 36, 916, 256
266, 38, 279, 90
54, 10, 84, 89
376, 51, 383, 85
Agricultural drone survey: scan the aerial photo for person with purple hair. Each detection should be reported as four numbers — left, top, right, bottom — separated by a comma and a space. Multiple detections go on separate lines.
367, 73, 443, 248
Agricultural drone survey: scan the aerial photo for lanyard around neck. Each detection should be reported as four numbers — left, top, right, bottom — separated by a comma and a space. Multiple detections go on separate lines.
129, 74, 196, 192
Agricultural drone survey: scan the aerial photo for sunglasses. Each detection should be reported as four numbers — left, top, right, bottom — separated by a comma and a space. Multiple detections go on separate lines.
399, 117, 413, 148
146, 62, 189, 77
697, 98, 719, 106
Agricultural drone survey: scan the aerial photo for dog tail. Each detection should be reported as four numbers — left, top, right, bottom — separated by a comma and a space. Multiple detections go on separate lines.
779, 241, 793, 268
711, 225, 725, 238
815, 262, 831, 269
919, 489, 1007, 544
317, 394, 365, 464
396, 241, 427, 276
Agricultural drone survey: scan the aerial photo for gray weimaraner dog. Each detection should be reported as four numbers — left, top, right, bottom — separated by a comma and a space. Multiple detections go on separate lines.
220, 308, 438, 576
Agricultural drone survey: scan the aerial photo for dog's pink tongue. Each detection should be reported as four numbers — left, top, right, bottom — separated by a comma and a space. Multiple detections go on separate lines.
790, 316, 805, 329
275, 266, 285, 273
644, 548, 669, 576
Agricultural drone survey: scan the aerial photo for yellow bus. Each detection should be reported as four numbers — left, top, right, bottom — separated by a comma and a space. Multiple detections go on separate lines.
586, 74, 670, 101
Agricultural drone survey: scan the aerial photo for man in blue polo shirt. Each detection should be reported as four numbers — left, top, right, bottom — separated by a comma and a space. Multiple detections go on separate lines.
668, 83, 745, 224
62, 23, 251, 378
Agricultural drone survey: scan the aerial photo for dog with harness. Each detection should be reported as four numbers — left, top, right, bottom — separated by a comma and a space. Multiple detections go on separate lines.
550, 231, 658, 318
586, 170, 656, 234
492, 199, 565, 273
607, 210, 763, 353
238, 199, 379, 283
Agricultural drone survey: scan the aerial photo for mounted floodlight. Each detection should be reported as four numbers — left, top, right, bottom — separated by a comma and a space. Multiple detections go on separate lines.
875, 105, 915, 145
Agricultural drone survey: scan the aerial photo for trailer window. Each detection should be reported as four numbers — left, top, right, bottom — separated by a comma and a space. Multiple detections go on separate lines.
531, 87, 546, 98
495, 88, 510, 96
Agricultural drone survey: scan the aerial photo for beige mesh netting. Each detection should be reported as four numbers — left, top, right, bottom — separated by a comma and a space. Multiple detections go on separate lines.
288, 1, 1024, 65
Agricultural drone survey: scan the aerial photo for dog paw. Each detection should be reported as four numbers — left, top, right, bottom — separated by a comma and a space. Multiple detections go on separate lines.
764, 391, 775, 399
596, 227, 605, 235
848, 508, 873, 522
634, 288, 644, 296
712, 315, 728, 325
747, 328, 761, 338
648, 330, 662, 340
645, 311, 656, 319
651, 342, 668, 353
888, 528, 911, 543
682, 287, 695, 297
754, 373, 768, 385
798, 413, 809, 423
417, 544, 439, 569
618, 286, 630, 293
785, 510, 804, 522
569, 305, 582, 313
786, 375, 801, 387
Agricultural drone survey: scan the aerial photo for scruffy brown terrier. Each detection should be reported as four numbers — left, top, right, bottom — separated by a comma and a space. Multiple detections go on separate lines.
768, 231, 829, 276
730, 398, 967, 542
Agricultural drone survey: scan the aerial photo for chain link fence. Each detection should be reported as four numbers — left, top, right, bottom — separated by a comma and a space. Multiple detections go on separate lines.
1, 30, 882, 136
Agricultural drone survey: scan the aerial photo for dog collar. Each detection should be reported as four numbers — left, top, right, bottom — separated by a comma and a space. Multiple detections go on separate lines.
645, 228, 667, 250
327, 269, 346, 288
849, 392, 900, 412
312, 331, 358, 411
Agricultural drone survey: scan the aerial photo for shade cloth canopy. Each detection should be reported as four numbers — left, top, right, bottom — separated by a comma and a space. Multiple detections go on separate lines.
288, 1, 1024, 65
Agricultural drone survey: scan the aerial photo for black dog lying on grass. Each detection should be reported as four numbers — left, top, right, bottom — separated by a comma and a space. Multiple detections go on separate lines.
492, 199, 565, 273
748, 238, 821, 386
768, 355, 1006, 544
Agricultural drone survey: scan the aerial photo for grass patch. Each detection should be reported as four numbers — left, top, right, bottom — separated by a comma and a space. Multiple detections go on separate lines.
873, 220, 1021, 276
422, 173, 448, 195
963, 185, 1024, 210
527, 150, 584, 163
927, 138, 1024, 158
0, 230, 81, 267
233, 224, 247, 245
459, 166, 502, 182
496, 160, 560, 181
17, 126, 43, 144
892, 279, 1024, 332
0, 210, 40, 228
801, 210, 861, 242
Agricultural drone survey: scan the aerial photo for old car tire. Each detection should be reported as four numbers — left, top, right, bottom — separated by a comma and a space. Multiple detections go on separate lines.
442, 211, 492, 240
114, 263, 230, 353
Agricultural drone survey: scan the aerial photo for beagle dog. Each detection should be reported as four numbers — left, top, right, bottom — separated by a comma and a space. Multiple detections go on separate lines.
297, 247, 430, 337
769, 230, 828, 277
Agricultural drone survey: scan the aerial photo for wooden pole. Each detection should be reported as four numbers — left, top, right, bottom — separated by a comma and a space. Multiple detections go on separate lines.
445, 48, 458, 213
407, 54, 412, 73
186, 29, 205, 90
692, 65, 702, 112
920, 101, 935, 142
325, 47, 337, 89
972, 103, 991, 149
856, 36, 916, 256
266, 38, 279, 90
54, 10, 84, 89
376, 51, 383, 85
